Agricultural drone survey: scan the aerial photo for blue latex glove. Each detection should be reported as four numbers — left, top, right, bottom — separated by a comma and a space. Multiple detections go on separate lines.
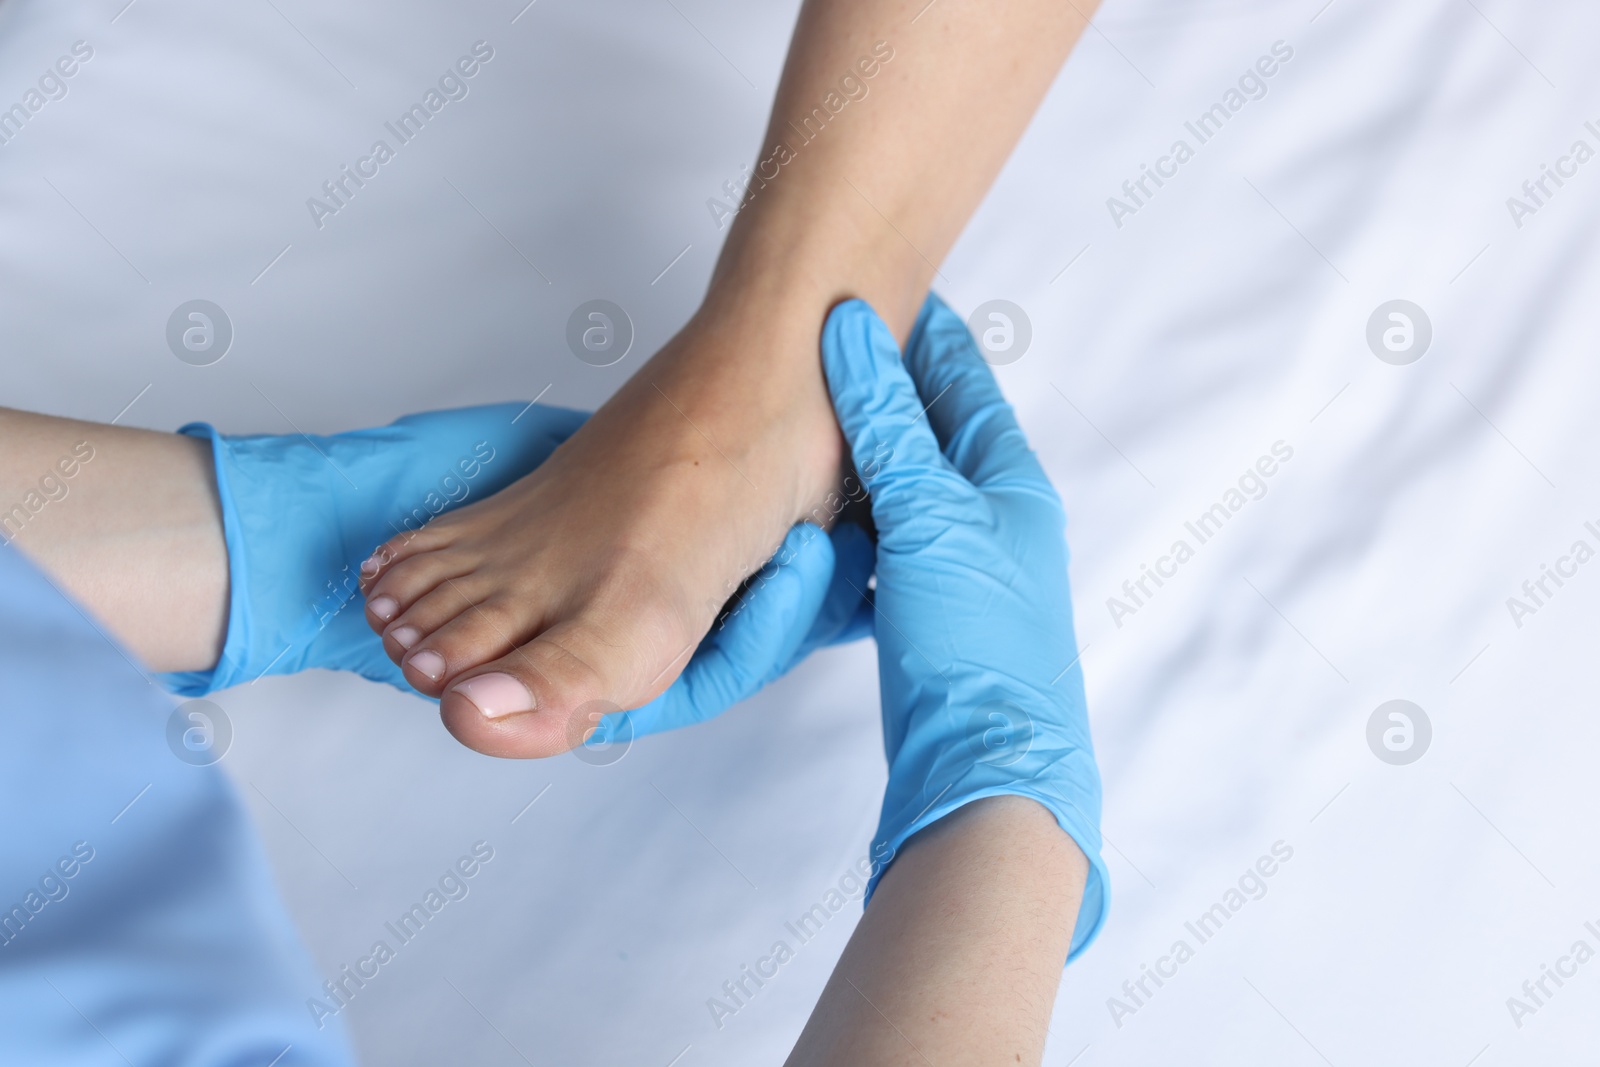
160, 403, 586, 694
823, 295, 1108, 961
159, 403, 870, 744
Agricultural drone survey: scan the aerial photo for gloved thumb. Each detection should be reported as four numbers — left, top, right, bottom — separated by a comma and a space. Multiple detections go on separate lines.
821, 300, 960, 516
613, 522, 836, 740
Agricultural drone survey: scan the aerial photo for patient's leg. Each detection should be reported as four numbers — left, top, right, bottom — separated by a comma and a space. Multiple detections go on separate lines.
358, 0, 1094, 756
0, 407, 227, 672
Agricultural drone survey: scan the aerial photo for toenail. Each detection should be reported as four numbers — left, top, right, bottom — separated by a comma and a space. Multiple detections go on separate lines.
408, 649, 447, 681
360, 553, 383, 578
454, 673, 535, 720
369, 595, 398, 621
389, 625, 421, 650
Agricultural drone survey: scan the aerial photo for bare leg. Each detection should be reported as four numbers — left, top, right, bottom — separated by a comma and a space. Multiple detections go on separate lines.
359, 0, 1098, 757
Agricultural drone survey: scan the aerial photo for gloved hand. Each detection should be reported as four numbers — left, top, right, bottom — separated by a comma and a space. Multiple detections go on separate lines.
160, 405, 868, 729
822, 295, 1108, 961
159, 403, 586, 694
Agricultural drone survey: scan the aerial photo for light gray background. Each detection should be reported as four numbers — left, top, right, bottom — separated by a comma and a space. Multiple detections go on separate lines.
5, 0, 1599, 1062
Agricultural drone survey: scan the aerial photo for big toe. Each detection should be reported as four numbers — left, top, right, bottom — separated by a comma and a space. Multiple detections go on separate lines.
439, 616, 685, 759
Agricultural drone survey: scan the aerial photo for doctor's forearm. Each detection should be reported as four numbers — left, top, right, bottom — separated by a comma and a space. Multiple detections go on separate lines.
786, 796, 1086, 1066
710, 0, 1095, 340
0, 408, 227, 673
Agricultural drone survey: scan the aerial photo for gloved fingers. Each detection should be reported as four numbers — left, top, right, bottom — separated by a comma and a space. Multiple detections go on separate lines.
302, 611, 422, 694
829, 596, 874, 645
720, 521, 837, 688
790, 520, 878, 663
606, 523, 836, 742
903, 294, 1051, 491
822, 300, 963, 514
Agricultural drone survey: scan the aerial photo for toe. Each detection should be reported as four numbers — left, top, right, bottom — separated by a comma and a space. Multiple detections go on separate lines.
362, 548, 474, 633
358, 517, 462, 593
398, 594, 539, 696
382, 579, 494, 663
438, 617, 663, 759
402, 646, 453, 690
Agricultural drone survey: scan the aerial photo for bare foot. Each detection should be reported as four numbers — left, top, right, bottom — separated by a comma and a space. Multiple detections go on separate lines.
359, 290, 844, 757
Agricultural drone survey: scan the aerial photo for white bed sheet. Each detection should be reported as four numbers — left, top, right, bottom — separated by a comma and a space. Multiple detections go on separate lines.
5, 0, 1599, 1062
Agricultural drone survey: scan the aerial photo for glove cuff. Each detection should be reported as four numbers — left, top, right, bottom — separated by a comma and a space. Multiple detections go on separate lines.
157, 423, 256, 695
867, 774, 1109, 964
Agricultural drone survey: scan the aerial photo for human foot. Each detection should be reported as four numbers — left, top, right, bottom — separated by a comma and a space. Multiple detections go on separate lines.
359, 292, 847, 758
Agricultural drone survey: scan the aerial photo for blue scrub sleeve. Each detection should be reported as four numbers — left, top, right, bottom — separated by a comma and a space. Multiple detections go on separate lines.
0, 543, 358, 1066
